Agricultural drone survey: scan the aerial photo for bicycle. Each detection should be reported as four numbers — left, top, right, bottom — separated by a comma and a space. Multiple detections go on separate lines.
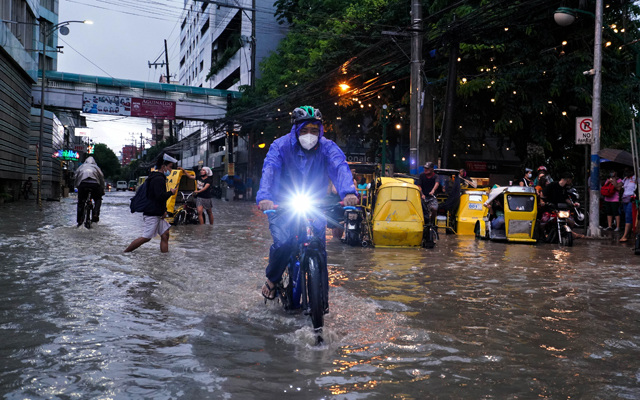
173, 191, 199, 225
263, 201, 336, 345
81, 194, 94, 229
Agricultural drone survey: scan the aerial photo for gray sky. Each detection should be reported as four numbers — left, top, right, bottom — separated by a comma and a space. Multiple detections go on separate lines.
57, 0, 183, 154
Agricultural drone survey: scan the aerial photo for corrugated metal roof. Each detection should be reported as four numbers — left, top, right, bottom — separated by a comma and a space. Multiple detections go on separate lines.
40, 70, 242, 98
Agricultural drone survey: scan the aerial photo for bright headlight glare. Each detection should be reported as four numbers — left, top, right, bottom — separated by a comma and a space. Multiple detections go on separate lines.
558, 210, 570, 218
292, 195, 311, 213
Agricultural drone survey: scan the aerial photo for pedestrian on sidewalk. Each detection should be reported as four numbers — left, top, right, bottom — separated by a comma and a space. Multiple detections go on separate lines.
22, 177, 33, 200
619, 168, 637, 242
602, 171, 623, 231
124, 153, 177, 253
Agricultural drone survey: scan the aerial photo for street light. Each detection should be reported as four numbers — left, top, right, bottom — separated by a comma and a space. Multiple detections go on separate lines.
554, 3, 602, 237
37, 19, 91, 208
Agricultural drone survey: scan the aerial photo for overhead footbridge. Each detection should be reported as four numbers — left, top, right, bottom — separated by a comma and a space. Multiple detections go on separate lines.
32, 71, 241, 121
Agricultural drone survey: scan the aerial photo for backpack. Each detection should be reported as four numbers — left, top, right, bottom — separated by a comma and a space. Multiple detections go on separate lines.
601, 182, 616, 197
129, 181, 150, 213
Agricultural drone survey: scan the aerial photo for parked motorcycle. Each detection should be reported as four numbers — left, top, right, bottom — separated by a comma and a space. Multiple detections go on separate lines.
567, 187, 587, 228
342, 206, 365, 247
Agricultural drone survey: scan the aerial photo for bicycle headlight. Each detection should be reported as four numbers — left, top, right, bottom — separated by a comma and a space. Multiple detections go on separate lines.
292, 194, 312, 214
558, 210, 570, 219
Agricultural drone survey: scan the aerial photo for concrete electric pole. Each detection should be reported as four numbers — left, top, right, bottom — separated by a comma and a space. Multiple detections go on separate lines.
409, 0, 423, 174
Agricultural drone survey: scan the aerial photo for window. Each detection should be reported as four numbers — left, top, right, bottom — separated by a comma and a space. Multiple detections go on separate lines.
507, 195, 535, 212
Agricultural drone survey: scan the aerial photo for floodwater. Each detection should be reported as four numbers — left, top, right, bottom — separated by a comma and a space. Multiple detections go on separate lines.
1, 191, 640, 399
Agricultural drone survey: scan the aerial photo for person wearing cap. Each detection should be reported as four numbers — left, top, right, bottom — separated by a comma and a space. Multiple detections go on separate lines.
124, 153, 178, 253
417, 162, 440, 224
185, 166, 215, 224
518, 168, 534, 187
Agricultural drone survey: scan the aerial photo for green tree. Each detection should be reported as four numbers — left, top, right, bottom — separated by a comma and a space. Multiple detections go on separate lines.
92, 143, 121, 180
230, 0, 640, 179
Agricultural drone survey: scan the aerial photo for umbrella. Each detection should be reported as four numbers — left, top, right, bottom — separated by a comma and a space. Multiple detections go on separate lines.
598, 148, 634, 166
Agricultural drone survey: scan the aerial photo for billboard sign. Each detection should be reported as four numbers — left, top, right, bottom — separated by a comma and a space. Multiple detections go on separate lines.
576, 117, 594, 145
74, 127, 91, 137
82, 93, 176, 119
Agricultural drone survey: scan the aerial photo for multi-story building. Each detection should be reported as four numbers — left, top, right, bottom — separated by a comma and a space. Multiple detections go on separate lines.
0, 0, 67, 200
121, 145, 137, 166
177, 0, 287, 184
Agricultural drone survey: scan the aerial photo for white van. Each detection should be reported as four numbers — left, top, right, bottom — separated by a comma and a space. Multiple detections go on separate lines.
116, 181, 128, 191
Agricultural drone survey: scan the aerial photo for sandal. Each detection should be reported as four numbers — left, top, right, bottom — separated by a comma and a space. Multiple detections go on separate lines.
262, 281, 277, 300
620, 237, 629, 242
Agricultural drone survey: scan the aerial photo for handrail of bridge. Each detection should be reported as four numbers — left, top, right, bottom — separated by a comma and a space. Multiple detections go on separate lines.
38, 70, 242, 99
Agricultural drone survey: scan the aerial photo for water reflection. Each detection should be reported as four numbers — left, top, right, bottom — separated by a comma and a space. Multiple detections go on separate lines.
1, 194, 640, 398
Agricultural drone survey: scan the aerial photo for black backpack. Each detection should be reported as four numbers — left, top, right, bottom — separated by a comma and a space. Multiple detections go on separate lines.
129, 181, 150, 213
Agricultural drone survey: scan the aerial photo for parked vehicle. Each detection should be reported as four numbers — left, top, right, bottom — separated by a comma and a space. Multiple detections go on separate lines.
135, 176, 147, 193
128, 180, 137, 191
475, 186, 539, 243
163, 169, 197, 224
567, 187, 587, 228
342, 205, 365, 246
116, 181, 127, 191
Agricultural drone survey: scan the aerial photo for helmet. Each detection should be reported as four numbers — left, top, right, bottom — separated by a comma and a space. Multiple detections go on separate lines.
291, 106, 322, 125
537, 166, 547, 171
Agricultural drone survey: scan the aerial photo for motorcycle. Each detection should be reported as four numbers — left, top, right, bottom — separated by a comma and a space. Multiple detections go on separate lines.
342, 206, 365, 247
543, 203, 573, 247
567, 187, 587, 228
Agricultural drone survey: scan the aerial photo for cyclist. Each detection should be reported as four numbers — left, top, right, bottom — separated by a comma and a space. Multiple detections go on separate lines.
257, 106, 358, 303
74, 156, 105, 226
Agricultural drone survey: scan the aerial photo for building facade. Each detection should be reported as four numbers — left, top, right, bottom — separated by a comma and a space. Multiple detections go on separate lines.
177, 0, 287, 186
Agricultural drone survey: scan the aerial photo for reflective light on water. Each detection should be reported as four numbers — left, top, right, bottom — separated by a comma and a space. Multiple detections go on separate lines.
2, 194, 640, 398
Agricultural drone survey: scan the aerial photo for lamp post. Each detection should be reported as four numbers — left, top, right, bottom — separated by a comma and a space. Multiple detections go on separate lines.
37, 19, 92, 208
554, 3, 603, 237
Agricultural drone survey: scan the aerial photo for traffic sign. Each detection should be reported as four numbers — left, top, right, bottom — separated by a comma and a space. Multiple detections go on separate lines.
576, 117, 594, 145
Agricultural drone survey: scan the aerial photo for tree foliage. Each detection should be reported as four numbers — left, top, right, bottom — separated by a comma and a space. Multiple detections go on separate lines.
92, 143, 121, 180
230, 0, 640, 178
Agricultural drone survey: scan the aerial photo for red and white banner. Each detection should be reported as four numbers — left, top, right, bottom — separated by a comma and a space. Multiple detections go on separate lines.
82, 93, 176, 120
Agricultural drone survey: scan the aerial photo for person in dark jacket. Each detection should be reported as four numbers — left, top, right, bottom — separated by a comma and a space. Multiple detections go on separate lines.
124, 153, 177, 253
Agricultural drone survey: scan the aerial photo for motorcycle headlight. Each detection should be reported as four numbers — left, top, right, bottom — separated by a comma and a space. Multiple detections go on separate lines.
558, 210, 570, 219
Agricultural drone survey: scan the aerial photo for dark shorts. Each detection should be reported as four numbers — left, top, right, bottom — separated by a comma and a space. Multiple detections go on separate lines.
604, 201, 619, 217
622, 202, 633, 224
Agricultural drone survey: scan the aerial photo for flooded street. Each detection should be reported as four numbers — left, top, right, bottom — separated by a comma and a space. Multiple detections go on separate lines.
2, 191, 640, 399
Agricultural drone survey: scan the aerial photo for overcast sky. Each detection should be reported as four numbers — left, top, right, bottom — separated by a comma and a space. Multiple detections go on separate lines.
57, 0, 183, 154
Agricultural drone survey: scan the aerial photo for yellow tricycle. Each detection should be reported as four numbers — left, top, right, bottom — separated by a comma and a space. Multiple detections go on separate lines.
474, 186, 539, 243
164, 169, 199, 225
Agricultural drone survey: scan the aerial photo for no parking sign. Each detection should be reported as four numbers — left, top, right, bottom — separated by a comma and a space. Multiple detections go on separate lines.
576, 117, 594, 145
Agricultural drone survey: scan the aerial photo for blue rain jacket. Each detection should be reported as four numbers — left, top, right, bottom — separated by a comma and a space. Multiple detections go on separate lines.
256, 122, 356, 206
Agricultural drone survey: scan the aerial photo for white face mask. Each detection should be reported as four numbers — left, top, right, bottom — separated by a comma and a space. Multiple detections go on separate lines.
299, 133, 318, 150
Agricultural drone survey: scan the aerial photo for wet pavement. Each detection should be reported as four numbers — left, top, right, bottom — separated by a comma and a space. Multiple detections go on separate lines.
1, 191, 640, 399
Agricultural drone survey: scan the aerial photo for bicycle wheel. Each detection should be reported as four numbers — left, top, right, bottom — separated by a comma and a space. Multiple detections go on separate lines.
84, 200, 92, 229
174, 210, 186, 225
305, 254, 324, 332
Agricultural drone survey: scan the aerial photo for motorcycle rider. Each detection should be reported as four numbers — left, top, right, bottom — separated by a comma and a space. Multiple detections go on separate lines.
257, 106, 358, 303
74, 156, 105, 226
541, 172, 584, 239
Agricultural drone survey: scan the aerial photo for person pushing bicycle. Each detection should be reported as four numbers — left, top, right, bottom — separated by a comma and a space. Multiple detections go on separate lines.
74, 156, 105, 226
257, 106, 358, 303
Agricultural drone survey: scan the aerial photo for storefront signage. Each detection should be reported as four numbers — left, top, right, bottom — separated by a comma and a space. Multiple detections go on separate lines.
82, 93, 176, 120
52, 149, 80, 161
465, 161, 499, 172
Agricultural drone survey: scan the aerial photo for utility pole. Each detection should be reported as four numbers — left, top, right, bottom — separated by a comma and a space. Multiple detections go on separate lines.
441, 42, 459, 169
588, 0, 603, 237
164, 39, 174, 144
409, 0, 423, 174
140, 132, 144, 158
